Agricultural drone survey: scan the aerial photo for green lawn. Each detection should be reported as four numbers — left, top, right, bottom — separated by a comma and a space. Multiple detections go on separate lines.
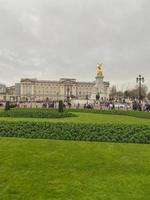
0, 112, 150, 125
0, 110, 150, 199
0, 138, 150, 200
71, 109, 150, 119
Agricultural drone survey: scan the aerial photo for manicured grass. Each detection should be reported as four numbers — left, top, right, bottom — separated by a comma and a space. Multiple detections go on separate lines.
0, 108, 150, 125
71, 109, 150, 119
0, 112, 150, 125
0, 138, 150, 200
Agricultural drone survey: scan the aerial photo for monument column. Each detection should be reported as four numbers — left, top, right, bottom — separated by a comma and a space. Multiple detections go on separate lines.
91, 63, 104, 100
95, 63, 104, 98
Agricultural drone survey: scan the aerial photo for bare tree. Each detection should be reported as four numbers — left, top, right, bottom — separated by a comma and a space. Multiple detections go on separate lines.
124, 85, 148, 100
147, 92, 150, 100
109, 85, 117, 100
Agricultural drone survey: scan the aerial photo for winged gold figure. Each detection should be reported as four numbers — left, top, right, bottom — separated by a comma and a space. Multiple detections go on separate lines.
97, 63, 103, 77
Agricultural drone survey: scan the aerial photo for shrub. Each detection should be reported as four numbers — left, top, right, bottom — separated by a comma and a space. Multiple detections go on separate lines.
0, 108, 75, 118
70, 109, 150, 119
9, 104, 17, 109
5, 101, 10, 111
0, 121, 150, 144
58, 100, 64, 113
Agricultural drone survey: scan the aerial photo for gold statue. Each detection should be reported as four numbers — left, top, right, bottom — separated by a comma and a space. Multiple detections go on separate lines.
97, 63, 103, 77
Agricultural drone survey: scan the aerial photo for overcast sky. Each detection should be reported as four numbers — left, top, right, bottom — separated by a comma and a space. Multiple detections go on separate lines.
0, 0, 150, 90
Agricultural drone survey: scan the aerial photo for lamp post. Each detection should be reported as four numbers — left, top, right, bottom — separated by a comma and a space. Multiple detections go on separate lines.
96, 92, 100, 101
136, 74, 144, 106
56, 92, 59, 102
67, 86, 70, 104
86, 94, 89, 105
96, 92, 100, 109
42, 87, 44, 102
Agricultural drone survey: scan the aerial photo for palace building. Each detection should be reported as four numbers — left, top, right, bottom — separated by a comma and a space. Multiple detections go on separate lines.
0, 64, 110, 102
20, 64, 110, 102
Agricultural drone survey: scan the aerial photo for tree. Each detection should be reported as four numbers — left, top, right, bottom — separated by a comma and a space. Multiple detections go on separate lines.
116, 91, 124, 102
5, 101, 10, 111
124, 89, 137, 100
58, 100, 64, 113
109, 85, 117, 100
124, 90, 130, 99
116, 91, 124, 97
135, 85, 148, 100
124, 85, 148, 100
147, 92, 150, 100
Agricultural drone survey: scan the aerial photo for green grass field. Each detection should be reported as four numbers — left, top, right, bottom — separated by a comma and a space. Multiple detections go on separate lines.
0, 112, 150, 125
0, 109, 150, 199
0, 108, 150, 125
0, 138, 150, 200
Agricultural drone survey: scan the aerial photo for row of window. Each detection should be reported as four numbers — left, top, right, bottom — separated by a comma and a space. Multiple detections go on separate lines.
23, 92, 91, 95
22, 84, 93, 89
23, 88, 92, 93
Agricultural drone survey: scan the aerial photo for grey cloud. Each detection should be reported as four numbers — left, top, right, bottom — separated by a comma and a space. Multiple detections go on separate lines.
0, 0, 150, 90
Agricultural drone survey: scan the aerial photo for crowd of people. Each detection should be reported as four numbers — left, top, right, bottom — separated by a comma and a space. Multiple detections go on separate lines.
0, 100, 150, 112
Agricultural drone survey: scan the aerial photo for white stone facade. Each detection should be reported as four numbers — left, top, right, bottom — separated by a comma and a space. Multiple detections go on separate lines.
20, 76, 110, 102
91, 76, 110, 101
0, 84, 6, 101
0, 66, 110, 102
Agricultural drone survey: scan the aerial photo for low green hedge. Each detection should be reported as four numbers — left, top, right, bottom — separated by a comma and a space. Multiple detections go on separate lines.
0, 121, 150, 144
0, 108, 75, 118
70, 109, 150, 119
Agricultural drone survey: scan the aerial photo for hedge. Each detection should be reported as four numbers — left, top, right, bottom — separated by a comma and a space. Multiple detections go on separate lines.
0, 121, 150, 144
70, 109, 150, 119
0, 108, 75, 118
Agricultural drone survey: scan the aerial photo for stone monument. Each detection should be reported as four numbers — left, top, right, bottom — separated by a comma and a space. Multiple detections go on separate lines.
91, 63, 108, 101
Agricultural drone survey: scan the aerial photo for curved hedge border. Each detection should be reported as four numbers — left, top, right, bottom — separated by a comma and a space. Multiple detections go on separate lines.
0, 122, 150, 144
70, 109, 150, 119
0, 108, 75, 118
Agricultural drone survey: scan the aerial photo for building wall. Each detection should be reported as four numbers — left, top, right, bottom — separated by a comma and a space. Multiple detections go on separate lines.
0, 84, 6, 101
0, 84, 6, 94
20, 78, 110, 101
0, 76, 110, 102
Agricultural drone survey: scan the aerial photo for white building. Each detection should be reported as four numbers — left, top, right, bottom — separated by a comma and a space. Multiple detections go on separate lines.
0, 64, 110, 102
0, 84, 6, 101
0, 84, 21, 102
20, 64, 110, 102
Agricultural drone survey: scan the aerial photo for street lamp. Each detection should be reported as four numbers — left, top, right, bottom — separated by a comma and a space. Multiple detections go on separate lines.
67, 87, 70, 103
136, 74, 144, 105
56, 92, 59, 102
96, 92, 100, 101
86, 94, 89, 105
